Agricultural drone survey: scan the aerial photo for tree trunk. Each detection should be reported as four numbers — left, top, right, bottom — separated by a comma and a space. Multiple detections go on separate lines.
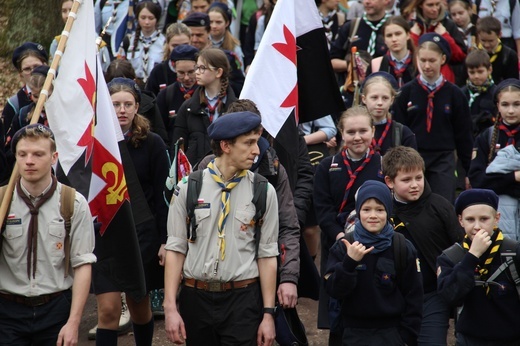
0, 0, 66, 58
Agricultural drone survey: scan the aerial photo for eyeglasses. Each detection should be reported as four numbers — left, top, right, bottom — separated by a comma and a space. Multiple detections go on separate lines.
177, 70, 196, 78
112, 102, 136, 111
21, 64, 43, 74
194, 65, 215, 73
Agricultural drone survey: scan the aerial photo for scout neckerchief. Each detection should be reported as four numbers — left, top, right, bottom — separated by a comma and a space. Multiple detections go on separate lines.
362, 12, 390, 56
387, 50, 412, 88
207, 160, 247, 261
372, 118, 392, 152
178, 83, 196, 100
201, 88, 225, 123
466, 77, 494, 108
498, 120, 520, 146
478, 39, 502, 63
416, 75, 446, 133
138, 30, 161, 82
463, 228, 503, 295
17, 176, 58, 279
320, 9, 337, 45
338, 147, 375, 214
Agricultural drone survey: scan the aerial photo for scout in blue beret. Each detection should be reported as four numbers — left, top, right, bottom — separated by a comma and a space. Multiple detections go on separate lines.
437, 187, 520, 344
2, 42, 49, 132
418, 33, 451, 62
107, 77, 142, 102
182, 12, 210, 50
169, 44, 198, 63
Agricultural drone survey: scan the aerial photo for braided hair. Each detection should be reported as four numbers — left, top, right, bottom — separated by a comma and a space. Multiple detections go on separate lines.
198, 48, 230, 109
131, 1, 162, 59
488, 84, 520, 163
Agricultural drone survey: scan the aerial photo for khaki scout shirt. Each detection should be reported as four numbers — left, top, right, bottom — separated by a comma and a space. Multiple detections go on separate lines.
166, 169, 279, 282
0, 183, 96, 296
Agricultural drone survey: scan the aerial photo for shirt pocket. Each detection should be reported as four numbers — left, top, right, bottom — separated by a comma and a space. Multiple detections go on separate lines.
194, 208, 211, 237
48, 222, 66, 258
234, 206, 256, 240
374, 257, 397, 293
2, 224, 24, 258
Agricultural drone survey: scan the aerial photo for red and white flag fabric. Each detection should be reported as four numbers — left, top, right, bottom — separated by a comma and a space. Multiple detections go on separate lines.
240, 0, 344, 138
46, 0, 146, 300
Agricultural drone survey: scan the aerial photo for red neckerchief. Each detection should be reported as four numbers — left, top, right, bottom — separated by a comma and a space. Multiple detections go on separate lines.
372, 118, 392, 152
201, 88, 225, 123
416, 76, 446, 133
386, 51, 412, 88
179, 84, 196, 100
339, 147, 375, 213
498, 121, 520, 146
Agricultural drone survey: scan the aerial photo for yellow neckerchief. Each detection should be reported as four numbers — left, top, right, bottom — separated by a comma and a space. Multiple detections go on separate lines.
463, 228, 503, 295
478, 39, 502, 63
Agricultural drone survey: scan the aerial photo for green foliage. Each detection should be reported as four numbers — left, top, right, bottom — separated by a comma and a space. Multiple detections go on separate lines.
0, 0, 64, 58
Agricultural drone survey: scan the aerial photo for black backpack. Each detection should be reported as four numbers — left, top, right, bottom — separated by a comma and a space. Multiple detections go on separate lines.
185, 170, 268, 257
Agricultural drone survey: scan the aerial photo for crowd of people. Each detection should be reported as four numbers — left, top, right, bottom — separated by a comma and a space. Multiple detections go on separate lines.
0, 0, 520, 345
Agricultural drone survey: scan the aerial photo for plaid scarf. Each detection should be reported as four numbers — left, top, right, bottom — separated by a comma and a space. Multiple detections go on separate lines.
466, 77, 494, 108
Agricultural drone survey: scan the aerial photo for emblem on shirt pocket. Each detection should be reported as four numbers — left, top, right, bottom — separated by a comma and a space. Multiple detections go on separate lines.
444, 104, 451, 114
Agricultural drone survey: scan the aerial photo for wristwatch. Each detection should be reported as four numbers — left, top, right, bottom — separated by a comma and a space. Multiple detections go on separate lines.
263, 307, 277, 316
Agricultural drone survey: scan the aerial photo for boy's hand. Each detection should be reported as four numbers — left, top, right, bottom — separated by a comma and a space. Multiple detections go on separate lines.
342, 239, 373, 262
469, 229, 492, 258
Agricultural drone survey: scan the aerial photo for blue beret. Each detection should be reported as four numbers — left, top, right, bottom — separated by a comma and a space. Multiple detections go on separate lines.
355, 180, 393, 219
11, 124, 55, 152
170, 44, 199, 62
209, 2, 233, 23
418, 33, 451, 62
208, 111, 262, 140
363, 71, 399, 91
31, 65, 50, 77
455, 188, 499, 215
183, 12, 210, 28
493, 78, 520, 103
107, 77, 141, 103
12, 42, 48, 70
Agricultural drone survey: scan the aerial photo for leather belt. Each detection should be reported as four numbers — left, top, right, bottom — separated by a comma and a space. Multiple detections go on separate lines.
0, 290, 67, 307
184, 277, 258, 292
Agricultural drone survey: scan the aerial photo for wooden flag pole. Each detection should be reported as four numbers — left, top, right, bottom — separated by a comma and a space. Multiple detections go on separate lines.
0, 0, 83, 229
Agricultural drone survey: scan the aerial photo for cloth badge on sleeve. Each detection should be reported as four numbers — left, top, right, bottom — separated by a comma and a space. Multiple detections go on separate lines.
444, 104, 451, 114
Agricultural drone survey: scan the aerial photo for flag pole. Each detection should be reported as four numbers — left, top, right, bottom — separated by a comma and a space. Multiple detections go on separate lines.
0, 0, 83, 229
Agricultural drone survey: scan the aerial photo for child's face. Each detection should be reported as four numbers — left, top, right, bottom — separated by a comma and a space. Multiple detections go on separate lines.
61, 1, 73, 24
478, 31, 499, 53
191, 0, 210, 12
340, 115, 374, 159
384, 24, 410, 54
497, 91, 520, 125
19, 57, 44, 85
362, 83, 394, 122
467, 66, 492, 86
138, 8, 158, 35
359, 198, 387, 234
459, 205, 499, 240
385, 167, 424, 202
420, 0, 442, 20
417, 48, 445, 81
195, 57, 222, 87
209, 11, 228, 40
168, 34, 191, 55
449, 3, 471, 29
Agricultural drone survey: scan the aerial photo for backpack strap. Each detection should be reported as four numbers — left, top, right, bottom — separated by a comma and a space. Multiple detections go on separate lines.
251, 173, 268, 258
59, 185, 76, 278
186, 170, 203, 242
7, 95, 20, 117
442, 242, 466, 264
392, 232, 407, 288
392, 121, 403, 148
499, 238, 520, 298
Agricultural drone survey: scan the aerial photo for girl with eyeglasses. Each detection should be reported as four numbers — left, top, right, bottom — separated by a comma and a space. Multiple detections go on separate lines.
171, 47, 237, 165
2, 42, 48, 139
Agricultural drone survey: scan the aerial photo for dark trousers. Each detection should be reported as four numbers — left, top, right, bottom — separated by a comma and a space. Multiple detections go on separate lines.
0, 290, 72, 345
456, 333, 520, 346
179, 282, 262, 345
422, 150, 456, 203
343, 327, 404, 346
